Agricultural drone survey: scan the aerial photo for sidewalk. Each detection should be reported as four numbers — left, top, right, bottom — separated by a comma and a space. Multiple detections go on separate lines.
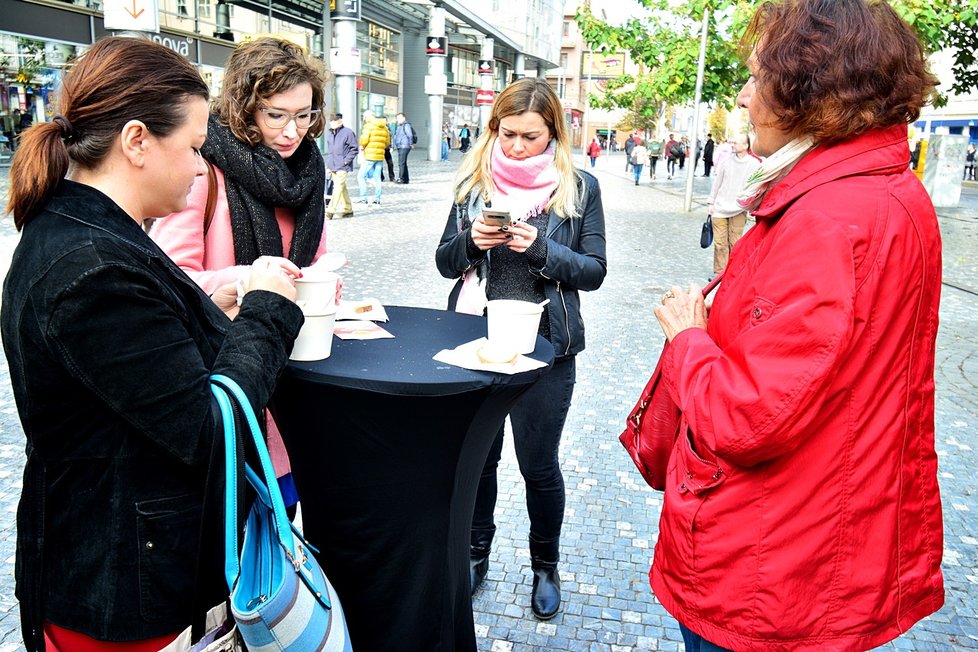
0, 151, 975, 651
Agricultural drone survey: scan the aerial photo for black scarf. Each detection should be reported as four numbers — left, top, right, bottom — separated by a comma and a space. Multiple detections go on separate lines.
200, 114, 325, 267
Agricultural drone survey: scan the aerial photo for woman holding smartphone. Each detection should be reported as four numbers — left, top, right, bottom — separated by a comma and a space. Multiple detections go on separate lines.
435, 77, 607, 621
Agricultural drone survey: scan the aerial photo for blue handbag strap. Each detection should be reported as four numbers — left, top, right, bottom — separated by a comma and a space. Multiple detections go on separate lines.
210, 375, 298, 590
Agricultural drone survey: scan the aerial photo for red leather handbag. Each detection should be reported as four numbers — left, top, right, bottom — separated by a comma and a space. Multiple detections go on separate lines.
620, 276, 722, 490
619, 343, 678, 490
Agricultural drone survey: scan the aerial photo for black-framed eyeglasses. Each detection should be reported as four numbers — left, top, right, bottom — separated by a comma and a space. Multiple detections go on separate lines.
258, 108, 321, 129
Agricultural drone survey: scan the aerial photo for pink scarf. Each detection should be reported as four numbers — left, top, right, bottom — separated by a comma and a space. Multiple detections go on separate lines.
490, 139, 560, 222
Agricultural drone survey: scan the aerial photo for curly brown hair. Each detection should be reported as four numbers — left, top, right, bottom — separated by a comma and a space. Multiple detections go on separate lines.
741, 0, 938, 144
215, 37, 329, 144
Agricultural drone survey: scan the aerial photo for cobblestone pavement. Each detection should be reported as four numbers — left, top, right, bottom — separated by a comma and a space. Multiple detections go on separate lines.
0, 151, 974, 651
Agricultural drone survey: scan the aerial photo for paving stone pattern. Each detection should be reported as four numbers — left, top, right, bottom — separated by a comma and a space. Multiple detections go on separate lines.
0, 152, 974, 651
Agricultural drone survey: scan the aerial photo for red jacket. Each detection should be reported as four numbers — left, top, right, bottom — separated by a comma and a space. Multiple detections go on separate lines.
651, 125, 944, 650
588, 141, 601, 157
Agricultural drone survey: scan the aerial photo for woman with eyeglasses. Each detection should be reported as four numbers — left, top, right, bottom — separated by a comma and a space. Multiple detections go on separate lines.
152, 37, 331, 509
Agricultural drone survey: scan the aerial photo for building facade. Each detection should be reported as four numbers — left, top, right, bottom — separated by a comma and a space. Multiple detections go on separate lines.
0, 0, 561, 160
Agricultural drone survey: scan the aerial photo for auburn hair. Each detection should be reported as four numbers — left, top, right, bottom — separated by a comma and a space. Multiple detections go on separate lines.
6, 36, 209, 230
214, 38, 329, 145
454, 77, 582, 218
742, 0, 938, 144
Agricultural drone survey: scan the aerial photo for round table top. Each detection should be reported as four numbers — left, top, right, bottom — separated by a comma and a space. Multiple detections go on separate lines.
284, 305, 555, 396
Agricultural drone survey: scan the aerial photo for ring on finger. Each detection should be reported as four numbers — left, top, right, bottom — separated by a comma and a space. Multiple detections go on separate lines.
662, 290, 675, 303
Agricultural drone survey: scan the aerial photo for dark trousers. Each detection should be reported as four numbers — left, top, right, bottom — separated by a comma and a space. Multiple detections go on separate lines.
680, 623, 733, 651
472, 355, 576, 547
704, 159, 713, 177
649, 156, 659, 177
383, 147, 394, 181
667, 157, 677, 176
397, 147, 411, 183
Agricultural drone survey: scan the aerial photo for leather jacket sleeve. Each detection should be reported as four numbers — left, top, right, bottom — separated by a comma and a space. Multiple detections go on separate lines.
531, 173, 607, 292
435, 200, 483, 279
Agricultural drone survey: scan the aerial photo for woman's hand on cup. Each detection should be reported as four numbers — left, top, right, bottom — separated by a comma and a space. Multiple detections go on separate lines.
470, 218, 514, 250
504, 221, 538, 253
245, 256, 300, 302
654, 283, 708, 341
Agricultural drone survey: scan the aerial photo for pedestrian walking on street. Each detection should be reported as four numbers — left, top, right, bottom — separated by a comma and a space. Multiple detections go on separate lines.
436, 76, 607, 621
325, 112, 359, 218
357, 109, 389, 204
702, 132, 715, 176
2, 36, 303, 652
706, 132, 760, 276
678, 135, 688, 170
459, 123, 471, 152
630, 138, 648, 184
587, 137, 601, 168
393, 112, 415, 183
624, 134, 635, 172
648, 136, 662, 180
442, 122, 451, 161
652, 1, 943, 650
665, 133, 679, 179
965, 142, 975, 181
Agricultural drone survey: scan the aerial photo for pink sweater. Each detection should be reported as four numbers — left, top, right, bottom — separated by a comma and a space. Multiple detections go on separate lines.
150, 166, 328, 295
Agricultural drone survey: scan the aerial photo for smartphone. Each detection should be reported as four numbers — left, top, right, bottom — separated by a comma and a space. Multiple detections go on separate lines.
482, 209, 511, 227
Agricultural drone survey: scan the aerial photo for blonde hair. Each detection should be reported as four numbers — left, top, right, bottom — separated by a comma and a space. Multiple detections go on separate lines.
453, 78, 581, 218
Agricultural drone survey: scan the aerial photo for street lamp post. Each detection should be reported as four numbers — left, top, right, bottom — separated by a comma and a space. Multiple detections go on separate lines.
684, 8, 709, 212
581, 47, 592, 168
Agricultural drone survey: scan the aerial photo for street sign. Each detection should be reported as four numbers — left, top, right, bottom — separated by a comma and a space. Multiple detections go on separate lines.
476, 89, 495, 106
330, 47, 361, 76
104, 0, 159, 32
426, 36, 447, 56
478, 60, 493, 76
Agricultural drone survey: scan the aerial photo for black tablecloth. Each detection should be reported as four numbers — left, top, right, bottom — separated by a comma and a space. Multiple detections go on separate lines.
271, 306, 553, 652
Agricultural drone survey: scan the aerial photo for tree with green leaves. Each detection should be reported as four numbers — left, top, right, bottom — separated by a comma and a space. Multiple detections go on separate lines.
576, 0, 977, 113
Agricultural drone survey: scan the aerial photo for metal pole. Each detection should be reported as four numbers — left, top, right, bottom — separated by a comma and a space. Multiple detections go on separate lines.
581, 47, 592, 167
684, 8, 709, 212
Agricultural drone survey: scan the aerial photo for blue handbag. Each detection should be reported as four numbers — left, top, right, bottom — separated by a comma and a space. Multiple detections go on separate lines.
210, 374, 353, 652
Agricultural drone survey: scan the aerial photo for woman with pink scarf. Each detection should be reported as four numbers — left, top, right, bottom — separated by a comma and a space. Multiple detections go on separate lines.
435, 78, 607, 621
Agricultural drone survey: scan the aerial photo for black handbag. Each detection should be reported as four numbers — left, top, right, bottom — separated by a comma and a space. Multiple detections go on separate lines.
700, 214, 714, 248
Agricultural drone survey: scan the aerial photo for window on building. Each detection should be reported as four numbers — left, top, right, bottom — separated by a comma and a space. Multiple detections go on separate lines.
563, 20, 570, 37
450, 48, 479, 88
198, 0, 211, 18
177, 0, 188, 16
356, 21, 400, 81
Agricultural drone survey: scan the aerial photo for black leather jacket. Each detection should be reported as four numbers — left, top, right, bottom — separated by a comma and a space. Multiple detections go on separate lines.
1, 181, 303, 644
436, 170, 607, 357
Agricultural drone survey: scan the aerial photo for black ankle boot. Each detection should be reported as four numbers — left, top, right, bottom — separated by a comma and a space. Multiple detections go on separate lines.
469, 530, 494, 595
529, 538, 561, 620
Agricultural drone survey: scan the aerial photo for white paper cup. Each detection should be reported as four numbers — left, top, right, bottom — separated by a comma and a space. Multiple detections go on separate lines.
290, 304, 337, 361
486, 300, 544, 355
295, 271, 339, 307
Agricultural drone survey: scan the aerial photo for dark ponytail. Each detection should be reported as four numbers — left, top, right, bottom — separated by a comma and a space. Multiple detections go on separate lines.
5, 36, 209, 230
7, 122, 71, 230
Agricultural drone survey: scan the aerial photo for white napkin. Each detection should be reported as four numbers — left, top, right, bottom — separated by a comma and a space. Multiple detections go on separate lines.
433, 338, 549, 375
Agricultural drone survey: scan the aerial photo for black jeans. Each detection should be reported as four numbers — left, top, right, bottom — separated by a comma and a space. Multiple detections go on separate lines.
397, 147, 411, 183
472, 355, 576, 546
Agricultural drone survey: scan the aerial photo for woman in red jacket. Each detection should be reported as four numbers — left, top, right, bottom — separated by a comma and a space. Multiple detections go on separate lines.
653, 1, 943, 649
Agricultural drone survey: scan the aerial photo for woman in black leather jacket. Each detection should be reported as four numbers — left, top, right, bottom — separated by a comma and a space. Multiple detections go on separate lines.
1, 37, 304, 651
435, 77, 607, 621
